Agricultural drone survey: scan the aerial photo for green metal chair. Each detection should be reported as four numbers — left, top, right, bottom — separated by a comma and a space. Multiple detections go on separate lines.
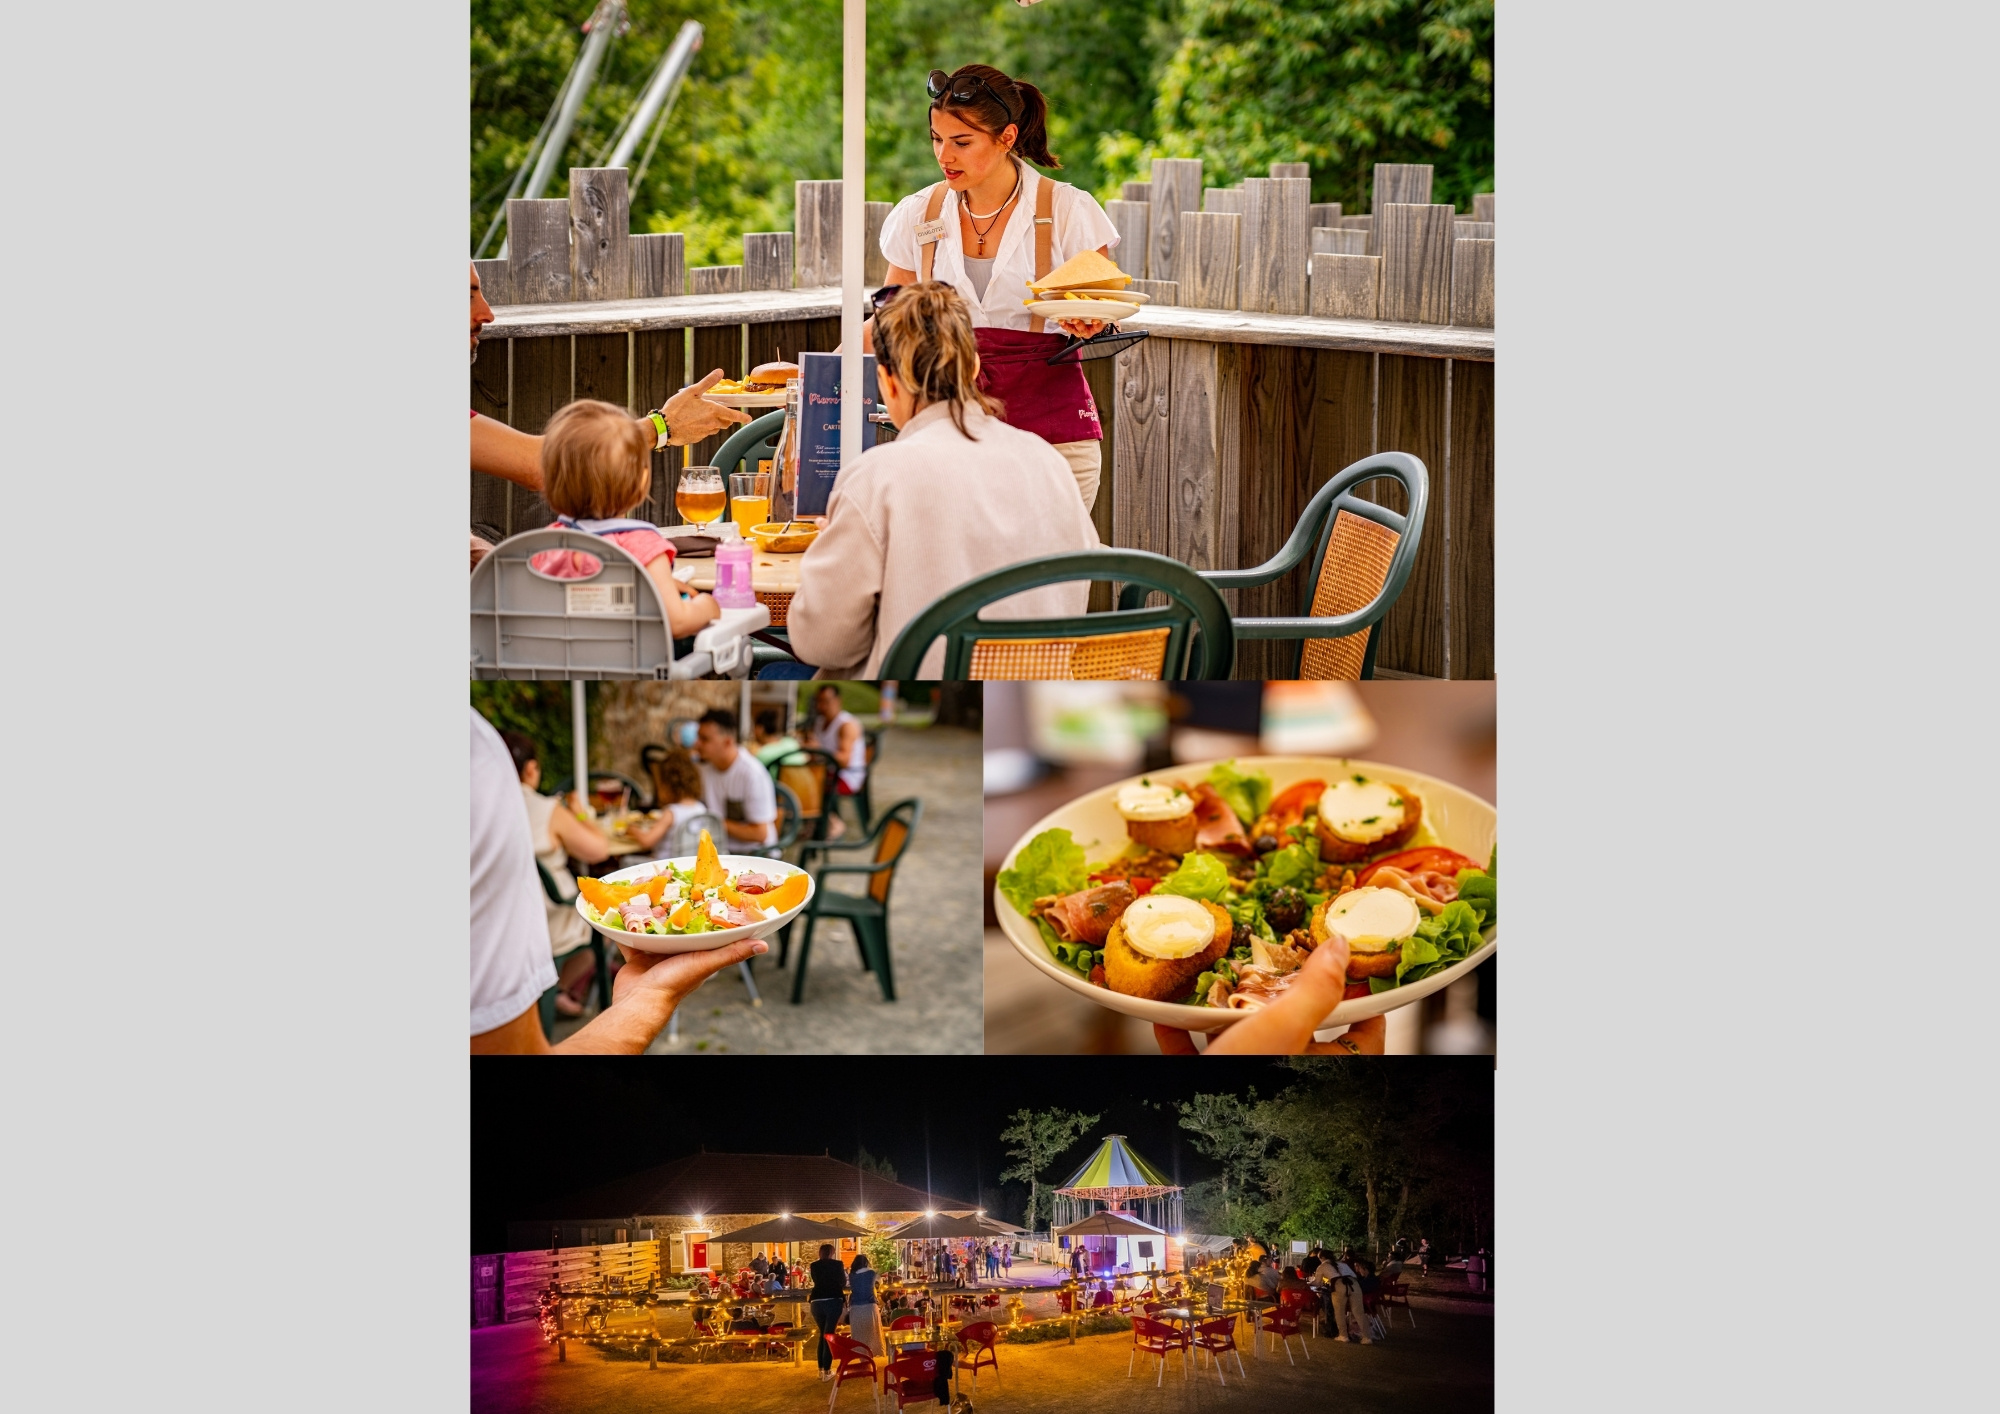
1119, 452, 1428, 680
878, 549, 1235, 680
777, 798, 923, 1004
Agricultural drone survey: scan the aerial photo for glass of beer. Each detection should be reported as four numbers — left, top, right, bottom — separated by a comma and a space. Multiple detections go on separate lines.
730, 470, 773, 533
674, 467, 726, 524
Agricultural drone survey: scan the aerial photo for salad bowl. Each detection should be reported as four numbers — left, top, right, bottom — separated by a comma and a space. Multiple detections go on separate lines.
993, 756, 1496, 1034
575, 852, 814, 954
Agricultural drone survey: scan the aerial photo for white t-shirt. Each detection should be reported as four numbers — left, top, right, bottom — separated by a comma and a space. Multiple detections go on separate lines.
699, 746, 777, 845
879, 164, 1120, 331
470, 710, 559, 1034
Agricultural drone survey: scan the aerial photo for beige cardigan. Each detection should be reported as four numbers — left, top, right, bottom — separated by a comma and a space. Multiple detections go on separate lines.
786, 401, 1102, 677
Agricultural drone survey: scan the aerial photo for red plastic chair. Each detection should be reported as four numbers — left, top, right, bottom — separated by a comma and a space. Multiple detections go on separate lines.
956, 1321, 1000, 1389
827, 1334, 879, 1411
886, 1351, 940, 1412
1142, 1301, 1166, 1317
1379, 1278, 1415, 1329
1192, 1316, 1246, 1386
1280, 1285, 1322, 1338
1129, 1315, 1191, 1386
1259, 1303, 1308, 1365
1056, 1288, 1077, 1314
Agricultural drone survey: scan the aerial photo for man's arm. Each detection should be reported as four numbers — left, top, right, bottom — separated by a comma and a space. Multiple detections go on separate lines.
471, 413, 545, 492
470, 936, 767, 1054
721, 816, 771, 843
469, 371, 752, 495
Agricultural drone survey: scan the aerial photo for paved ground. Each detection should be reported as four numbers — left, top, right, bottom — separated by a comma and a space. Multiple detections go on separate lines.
471, 1290, 1490, 1413
548, 725, 984, 1055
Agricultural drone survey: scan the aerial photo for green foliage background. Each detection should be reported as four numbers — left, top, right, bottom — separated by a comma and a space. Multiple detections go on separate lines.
472, 1, 1491, 266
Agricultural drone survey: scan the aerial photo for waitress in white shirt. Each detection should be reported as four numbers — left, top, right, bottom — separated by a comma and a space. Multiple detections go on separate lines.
872, 64, 1121, 511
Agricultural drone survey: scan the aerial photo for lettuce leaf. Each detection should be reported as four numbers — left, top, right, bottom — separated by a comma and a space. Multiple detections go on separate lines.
997, 829, 1089, 916
1395, 931, 1442, 984
1416, 900, 1485, 963
1153, 850, 1232, 903
1455, 870, 1497, 928
1206, 760, 1272, 830
1261, 842, 1321, 890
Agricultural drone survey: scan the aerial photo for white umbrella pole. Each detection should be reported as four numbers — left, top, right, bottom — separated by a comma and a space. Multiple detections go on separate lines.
839, 0, 865, 469
572, 681, 589, 807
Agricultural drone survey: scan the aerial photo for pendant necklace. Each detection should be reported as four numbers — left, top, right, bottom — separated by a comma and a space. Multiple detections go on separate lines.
962, 164, 1022, 256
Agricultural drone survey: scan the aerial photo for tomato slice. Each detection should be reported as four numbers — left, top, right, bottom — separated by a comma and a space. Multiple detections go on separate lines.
1130, 877, 1158, 895
1259, 779, 1326, 833
1357, 847, 1481, 886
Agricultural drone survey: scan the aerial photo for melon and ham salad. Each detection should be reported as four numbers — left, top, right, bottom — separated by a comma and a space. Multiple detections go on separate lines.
577, 829, 809, 936
995, 760, 1496, 1008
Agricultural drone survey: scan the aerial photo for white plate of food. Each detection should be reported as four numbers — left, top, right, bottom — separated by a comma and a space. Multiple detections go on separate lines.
575, 831, 814, 954
699, 361, 800, 409
993, 757, 1496, 1033
1025, 298, 1140, 322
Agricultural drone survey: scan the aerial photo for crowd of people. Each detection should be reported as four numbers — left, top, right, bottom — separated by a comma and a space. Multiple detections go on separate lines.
470, 692, 870, 1053
906, 1237, 1014, 1287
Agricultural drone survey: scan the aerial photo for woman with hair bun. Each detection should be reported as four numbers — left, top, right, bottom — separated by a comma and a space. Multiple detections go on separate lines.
779, 281, 1100, 680
869, 63, 1123, 512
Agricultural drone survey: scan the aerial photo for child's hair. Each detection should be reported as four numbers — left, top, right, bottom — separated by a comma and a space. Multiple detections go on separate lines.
931, 63, 1059, 169
647, 745, 703, 805
873, 282, 1005, 439
541, 399, 651, 519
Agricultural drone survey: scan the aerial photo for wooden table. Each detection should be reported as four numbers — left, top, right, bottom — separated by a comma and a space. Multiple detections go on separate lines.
679, 550, 804, 593
678, 551, 805, 626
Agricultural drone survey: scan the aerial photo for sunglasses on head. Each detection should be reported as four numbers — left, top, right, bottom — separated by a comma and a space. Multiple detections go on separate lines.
926, 69, 1021, 123
870, 284, 904, 312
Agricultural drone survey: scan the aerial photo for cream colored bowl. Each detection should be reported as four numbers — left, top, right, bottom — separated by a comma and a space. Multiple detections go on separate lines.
992, 756, 1497, 1033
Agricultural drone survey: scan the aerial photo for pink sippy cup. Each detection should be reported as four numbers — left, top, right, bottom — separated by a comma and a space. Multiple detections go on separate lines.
712, 541, 757, 609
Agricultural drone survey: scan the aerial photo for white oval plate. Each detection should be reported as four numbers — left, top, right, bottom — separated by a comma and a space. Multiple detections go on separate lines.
992, 756, 1496, 1033
703, 391, 789, 408
577, 854, 814, 954
1025, 288, 1152, 306
1026, 299, 1140, 322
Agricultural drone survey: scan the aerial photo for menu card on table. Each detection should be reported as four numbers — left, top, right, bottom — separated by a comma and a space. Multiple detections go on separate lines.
794, 351, 879, 516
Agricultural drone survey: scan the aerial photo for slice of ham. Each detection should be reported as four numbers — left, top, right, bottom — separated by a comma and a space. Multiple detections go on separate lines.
734, 872, 774, 893
1365, 865, 1457, 914
1035, 881, 1136, 946
1223, 966, 1298, 1010
1189, 783, 1251, 856
708, 900, 764, 928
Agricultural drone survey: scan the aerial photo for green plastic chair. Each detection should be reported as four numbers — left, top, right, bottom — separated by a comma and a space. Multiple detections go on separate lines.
878, 549, 1235, 680
777, 798, 922, 1004
1120, 452, 1428, 680
534, 861, 611, 1021
712, 410, 785, 480
709, 410, 802, 674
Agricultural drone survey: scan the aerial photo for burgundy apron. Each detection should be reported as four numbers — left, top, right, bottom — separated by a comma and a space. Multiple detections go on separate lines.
917, 170, 1104, 446
975, 327, 1101, 444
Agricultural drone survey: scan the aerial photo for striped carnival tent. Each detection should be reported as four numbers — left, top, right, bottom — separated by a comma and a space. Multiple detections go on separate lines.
1051, 1135, 1184, 1233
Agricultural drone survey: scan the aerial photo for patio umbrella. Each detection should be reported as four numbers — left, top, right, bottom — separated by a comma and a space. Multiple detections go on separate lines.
1054, 1210, 1165, 1238
713, 1214, 866, 1245
883, 1212, 997, 1241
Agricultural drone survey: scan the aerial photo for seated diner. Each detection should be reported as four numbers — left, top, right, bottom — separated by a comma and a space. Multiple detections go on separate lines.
780, 282, 1102, 678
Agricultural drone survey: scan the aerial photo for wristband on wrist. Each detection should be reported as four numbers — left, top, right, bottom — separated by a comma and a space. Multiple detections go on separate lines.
649, 411, 670, 450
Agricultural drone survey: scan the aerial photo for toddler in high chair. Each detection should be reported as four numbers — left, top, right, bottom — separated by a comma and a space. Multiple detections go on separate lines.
534, 399, 720, 640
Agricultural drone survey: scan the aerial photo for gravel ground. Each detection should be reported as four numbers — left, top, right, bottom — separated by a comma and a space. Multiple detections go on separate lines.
471, 1290, 1491, 1414
548, 725, 984, 1055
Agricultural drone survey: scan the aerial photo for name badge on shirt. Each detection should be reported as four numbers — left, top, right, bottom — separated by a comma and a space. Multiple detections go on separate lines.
913, 218, 948, 243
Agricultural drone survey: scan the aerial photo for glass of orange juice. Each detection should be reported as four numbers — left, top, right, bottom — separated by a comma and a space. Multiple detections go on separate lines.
730, 470, 772, 533
675, 467, 726, 524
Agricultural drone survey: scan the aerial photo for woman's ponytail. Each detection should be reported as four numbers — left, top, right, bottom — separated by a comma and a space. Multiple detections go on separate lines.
1010, 80, 1059, 169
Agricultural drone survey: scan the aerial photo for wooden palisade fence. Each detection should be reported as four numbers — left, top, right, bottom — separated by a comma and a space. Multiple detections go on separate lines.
473, 1240, 664, 1325
472, 162, 1493, 679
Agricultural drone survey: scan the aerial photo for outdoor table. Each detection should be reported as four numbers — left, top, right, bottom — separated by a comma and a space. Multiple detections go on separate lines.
595, 809, 663, 856
677, 549, 805, 627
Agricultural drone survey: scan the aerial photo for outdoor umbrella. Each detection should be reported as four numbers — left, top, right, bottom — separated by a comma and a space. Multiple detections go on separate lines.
713, 1214, 867, 1245
1054, 1211, 1166, 1238
883, 1212, 999, 1241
